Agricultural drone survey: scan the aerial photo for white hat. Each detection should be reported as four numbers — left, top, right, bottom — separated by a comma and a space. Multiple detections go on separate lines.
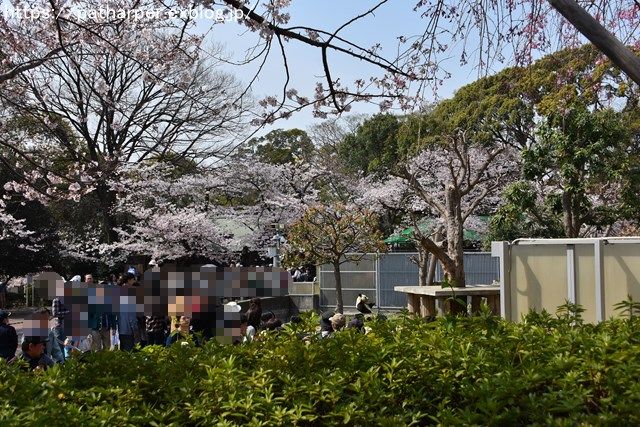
224, 301, 242, 313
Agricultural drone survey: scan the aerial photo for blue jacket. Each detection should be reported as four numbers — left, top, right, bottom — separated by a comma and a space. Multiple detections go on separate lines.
118, 310, 138, 336
46, 329, 64, 364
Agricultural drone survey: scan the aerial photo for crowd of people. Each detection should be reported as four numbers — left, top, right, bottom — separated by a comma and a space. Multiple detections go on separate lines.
289, 266, 315, 282
0, 270, 189, 370
0, 267, 371, 372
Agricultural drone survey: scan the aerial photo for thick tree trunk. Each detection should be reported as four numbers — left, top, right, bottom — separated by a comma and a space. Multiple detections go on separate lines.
445, 188, 465, 288
333, 261, 344, 314
96, 181, 118, 244
444, 188, 467, 314
562, 191, 580, 238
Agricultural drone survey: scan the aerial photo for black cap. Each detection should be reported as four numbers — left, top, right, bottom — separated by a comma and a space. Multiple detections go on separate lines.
0, 310, 10, 321
348, 318, 364, 329
23, 335, 49, 345
321, 310, 335, 321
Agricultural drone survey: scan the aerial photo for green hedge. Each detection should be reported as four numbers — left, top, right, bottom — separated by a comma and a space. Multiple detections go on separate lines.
2, 307, 640, 425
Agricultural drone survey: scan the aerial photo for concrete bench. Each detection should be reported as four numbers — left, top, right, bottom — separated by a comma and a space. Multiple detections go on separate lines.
394, 285, 500, 317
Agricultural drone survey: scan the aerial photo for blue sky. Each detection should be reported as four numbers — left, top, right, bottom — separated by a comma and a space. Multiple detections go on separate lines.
200, 0, 488, 134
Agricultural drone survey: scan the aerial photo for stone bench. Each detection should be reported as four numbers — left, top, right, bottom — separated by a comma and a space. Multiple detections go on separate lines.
394, 285, 500, 317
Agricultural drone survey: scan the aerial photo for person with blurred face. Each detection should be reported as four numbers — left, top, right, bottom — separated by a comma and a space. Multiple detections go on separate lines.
117, 273, 138, 351
88, 273, 115, 352
51, 279, 70, 357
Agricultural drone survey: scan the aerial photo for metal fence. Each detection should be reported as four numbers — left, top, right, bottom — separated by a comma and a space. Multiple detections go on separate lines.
319, 255, 377, 310
319, 252, 499, 310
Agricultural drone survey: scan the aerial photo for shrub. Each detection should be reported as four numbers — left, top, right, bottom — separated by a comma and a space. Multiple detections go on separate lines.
1, 310, 640, 425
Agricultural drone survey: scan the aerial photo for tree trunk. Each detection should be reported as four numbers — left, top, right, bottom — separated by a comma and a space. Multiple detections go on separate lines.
445, 188, 465, 288
96, 181, 118, 244
333, 261, 344, 314
444, 188, 467, 315
571, 192, 582, 238
417, 246, 429, 286
426, 253, 438, 286
562, 191, 579, 238
426, 228, 442, 286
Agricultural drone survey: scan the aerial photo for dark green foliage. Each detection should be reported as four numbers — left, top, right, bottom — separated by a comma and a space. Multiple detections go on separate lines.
485, 180, 566, 245
337, 114, 401, 176
0, 198, 60, 278
0, 151, 60, 277
243, 129, 315, 165
489, 106, 639, 240
2, 311, 640, 425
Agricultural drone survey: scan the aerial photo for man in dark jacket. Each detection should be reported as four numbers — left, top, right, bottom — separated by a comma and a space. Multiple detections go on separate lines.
0, 310, 18, 361
9, 336, 54, 371
88, 275, 116, 352
146, 315, 169, 346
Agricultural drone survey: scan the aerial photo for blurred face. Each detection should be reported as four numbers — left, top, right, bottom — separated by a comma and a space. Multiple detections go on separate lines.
85, 274, 94, 284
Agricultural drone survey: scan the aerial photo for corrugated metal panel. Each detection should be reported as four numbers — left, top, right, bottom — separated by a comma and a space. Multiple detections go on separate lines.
319, 252, 499, 310
435, 253, 499, 285
379, 253, 417, 308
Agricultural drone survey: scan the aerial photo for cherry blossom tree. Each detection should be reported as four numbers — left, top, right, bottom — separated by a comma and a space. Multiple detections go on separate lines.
97, 163, 231, 264
218, 152, 326, 250
362, 130, 518, 294
0, 0, 236, 83
0, 4, 249, 256
92, 152, 330, 264
0, 199, 37, 246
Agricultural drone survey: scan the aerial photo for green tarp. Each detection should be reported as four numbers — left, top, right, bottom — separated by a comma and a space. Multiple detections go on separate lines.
384, 217, 488, 244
